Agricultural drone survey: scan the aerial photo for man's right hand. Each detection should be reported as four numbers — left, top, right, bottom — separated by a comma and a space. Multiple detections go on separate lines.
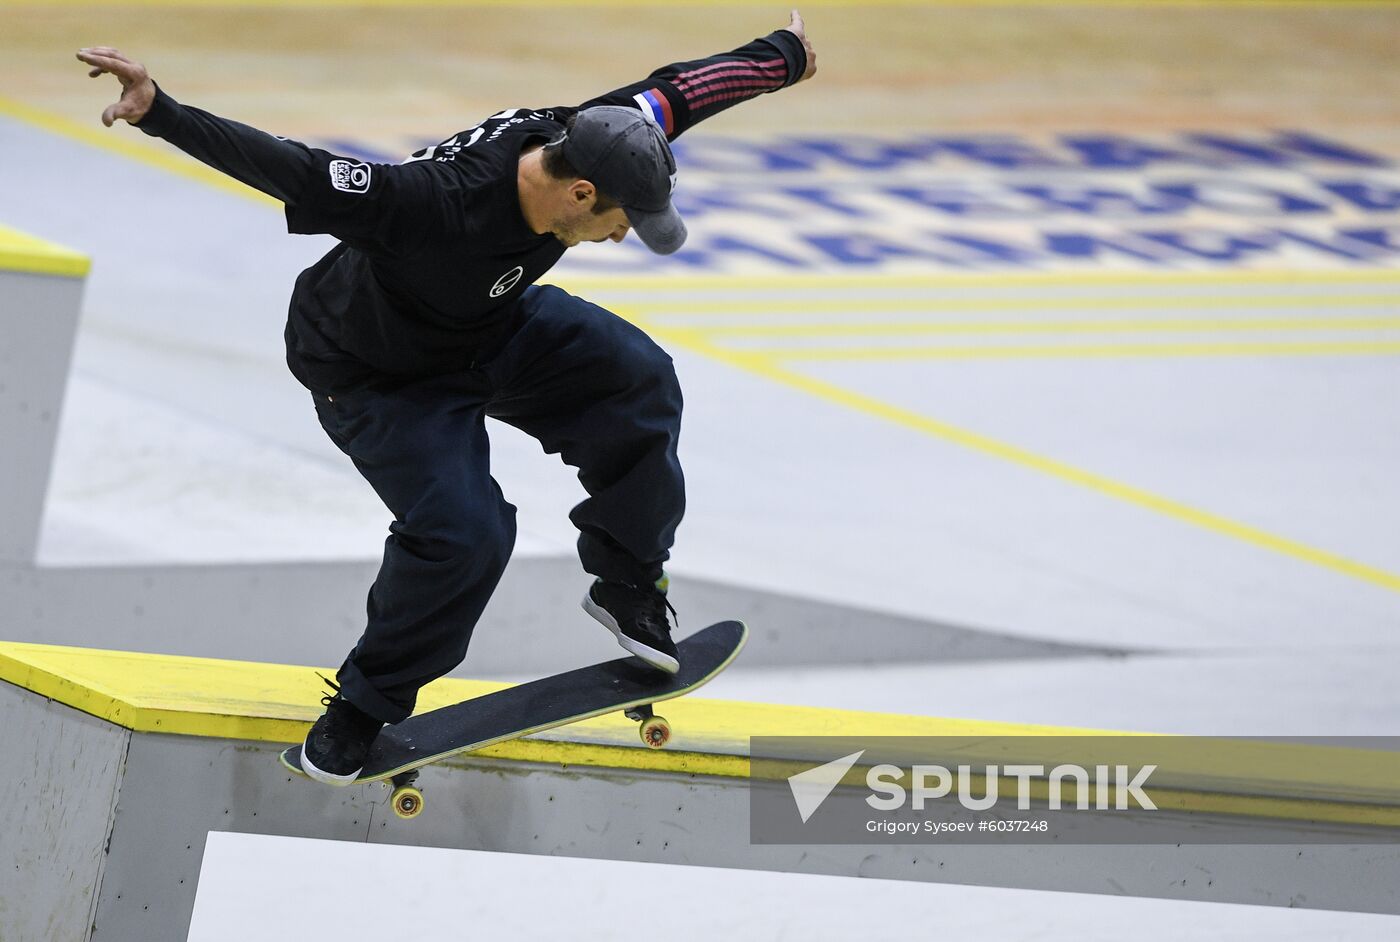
783, 10, 817, 84
76, 47, 155, 127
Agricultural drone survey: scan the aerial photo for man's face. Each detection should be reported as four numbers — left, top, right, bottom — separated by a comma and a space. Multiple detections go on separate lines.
553, 185, 632, 247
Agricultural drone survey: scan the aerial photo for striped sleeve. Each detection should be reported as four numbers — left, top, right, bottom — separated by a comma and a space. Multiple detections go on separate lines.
572, 30, 807, 141
670, 52, 790, 115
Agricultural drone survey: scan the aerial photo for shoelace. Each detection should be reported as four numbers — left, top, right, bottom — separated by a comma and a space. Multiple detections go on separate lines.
649, 595, 679, 630
316, 672, 343, 708
620, 583, 678, 636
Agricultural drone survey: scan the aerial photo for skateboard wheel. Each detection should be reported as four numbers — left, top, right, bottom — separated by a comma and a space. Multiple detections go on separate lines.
640, 715, 671, 749
391, 785, 425, 820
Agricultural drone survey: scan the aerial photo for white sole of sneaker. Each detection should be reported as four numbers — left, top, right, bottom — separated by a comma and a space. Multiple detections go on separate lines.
581, 590, 681, 674
299, 746, 362, 786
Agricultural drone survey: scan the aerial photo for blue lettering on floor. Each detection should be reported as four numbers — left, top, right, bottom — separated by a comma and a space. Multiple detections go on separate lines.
312, 129, 1400, 271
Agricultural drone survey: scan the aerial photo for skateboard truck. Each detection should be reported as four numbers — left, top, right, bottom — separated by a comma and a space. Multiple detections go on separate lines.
624, 703, 672, 749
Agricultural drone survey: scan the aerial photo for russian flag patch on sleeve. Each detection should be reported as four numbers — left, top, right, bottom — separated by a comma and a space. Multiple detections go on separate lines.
632, 88, 675, 136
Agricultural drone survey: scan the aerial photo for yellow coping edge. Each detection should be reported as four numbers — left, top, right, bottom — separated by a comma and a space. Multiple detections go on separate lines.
0, 224, 90, 279
0, 638, 1092, 752
5, 640, 1399, 827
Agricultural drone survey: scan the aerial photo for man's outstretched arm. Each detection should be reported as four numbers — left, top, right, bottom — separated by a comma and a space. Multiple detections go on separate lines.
77, 46, 314, 203
570, 10, 816, 141
76, 47, 451, 248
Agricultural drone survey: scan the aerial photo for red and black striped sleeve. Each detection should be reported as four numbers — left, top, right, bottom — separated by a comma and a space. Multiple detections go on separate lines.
571, 29, 807, 141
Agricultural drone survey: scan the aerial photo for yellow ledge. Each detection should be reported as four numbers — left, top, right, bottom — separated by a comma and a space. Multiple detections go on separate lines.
0, 224, 90, 279
0, 638, 1087, 762
5, 640, 1400, 828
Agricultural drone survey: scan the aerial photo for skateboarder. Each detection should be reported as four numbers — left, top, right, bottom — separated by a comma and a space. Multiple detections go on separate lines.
77, 14, 815, 784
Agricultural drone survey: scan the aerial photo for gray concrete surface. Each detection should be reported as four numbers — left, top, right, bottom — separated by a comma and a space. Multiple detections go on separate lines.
1, 556, 1115, 678
0, 684, 127, 942
0, 268, 83, 563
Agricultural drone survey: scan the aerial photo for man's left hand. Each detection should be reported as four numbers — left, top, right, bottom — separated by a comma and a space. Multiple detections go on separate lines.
76, 46, 156, 127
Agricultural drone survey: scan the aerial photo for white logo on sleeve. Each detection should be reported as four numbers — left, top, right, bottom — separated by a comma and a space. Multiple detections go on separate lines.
489, 266, 524, 298
328, 160, 372, 193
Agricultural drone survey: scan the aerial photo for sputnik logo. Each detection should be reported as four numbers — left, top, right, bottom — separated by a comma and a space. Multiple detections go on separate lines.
787, 750, 865, 823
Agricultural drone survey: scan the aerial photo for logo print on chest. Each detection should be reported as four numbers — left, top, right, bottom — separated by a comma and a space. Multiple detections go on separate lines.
490, 266, 524, 298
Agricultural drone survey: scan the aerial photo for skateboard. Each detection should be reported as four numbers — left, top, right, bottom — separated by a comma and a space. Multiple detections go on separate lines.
280, 620, 747, 819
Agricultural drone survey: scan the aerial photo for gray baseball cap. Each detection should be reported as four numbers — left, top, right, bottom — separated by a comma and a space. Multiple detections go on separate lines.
548, 105, 686, 255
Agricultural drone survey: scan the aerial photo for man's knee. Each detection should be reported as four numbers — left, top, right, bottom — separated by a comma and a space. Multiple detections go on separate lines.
394, 488, 516, 564
614, 325, 681, 408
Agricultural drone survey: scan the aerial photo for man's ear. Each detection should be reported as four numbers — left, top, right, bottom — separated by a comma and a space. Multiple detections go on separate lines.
569, 180, 597, 207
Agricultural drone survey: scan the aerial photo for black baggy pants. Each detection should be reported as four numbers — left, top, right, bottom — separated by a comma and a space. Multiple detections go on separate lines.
304, 285, 685, 724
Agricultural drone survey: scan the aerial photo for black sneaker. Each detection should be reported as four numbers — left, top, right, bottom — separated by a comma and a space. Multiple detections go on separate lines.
300, 675, 384, 785
582, 578, 681, 674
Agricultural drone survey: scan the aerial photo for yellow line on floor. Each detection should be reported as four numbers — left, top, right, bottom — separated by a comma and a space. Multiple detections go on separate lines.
691, 316, 1400, 338
628, 316, 1400, 596
5, 0, 1396, 7
638, 293, 1400, 316
754, 340, 1400, 361
557, 269, 1400, 293
0, 94, 279, 207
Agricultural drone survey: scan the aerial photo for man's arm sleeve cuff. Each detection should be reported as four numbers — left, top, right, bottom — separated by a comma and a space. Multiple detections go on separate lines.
758, 30, 808, 89
134, 83, 182, 138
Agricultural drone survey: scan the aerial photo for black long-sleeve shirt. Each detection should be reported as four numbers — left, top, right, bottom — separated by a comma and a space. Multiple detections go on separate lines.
136, 30, 807, 392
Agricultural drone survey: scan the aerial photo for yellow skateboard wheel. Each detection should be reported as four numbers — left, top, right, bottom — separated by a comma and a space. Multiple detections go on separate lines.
640, 715, 671, 749
391, 785, 425, 820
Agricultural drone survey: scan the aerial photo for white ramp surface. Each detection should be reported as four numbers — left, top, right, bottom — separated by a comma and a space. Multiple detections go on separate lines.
189, 832, 1400, 942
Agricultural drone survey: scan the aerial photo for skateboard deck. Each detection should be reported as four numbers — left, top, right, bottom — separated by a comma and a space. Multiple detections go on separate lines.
280, 620, 746, 817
